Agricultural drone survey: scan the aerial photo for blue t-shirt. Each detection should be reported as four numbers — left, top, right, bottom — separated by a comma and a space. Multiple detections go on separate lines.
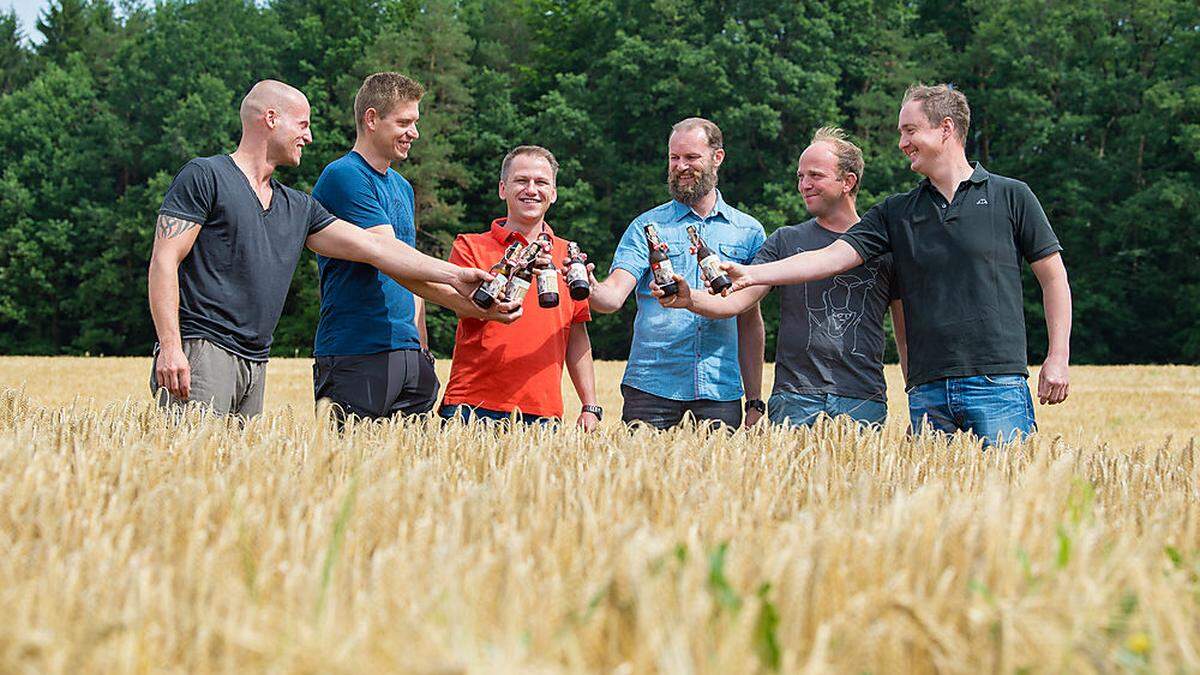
311, 151, 420, 356
609, 192, 765, 401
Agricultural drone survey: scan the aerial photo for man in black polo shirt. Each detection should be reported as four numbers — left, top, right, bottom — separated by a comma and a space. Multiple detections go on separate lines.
148, 80, 518, 417
720, 84, 1072, 445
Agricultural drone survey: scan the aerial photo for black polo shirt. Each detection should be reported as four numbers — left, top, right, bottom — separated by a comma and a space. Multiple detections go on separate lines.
840, 164, 1062, 387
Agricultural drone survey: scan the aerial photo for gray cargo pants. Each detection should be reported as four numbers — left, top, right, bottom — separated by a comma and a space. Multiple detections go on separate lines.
150, 338, 267, 417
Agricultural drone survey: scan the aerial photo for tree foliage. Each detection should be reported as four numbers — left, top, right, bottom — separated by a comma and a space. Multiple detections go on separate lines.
0, 0, 1195, 363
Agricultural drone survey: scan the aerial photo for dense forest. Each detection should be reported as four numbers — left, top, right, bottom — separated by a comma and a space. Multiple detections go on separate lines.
1, 0, 1197, 363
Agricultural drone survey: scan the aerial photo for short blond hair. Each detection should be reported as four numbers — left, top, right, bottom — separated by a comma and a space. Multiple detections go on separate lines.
810, 126, 865, 197
902, 83, 971, 143
500, 145, 559, 182
354, 72, 424, 133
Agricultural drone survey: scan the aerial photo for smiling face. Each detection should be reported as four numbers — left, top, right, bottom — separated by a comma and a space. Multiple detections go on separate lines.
267, 95, 313, 167
499, 153, 557, 225
667, 126, 723, 205
897, 99, 953, 177
796, 142, 854, 218
366, 98, 420, 162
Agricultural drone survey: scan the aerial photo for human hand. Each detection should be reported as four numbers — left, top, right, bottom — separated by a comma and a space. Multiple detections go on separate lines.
650, 274, 692, 309
718, 261, 754, 295
1038, 355, 1069, 404
155, 344, 191, 399
451, 266, 493, 300
577, 410, 600, 432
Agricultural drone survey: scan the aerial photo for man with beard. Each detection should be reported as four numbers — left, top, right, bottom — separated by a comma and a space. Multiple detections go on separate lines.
588, 118, 766, 429
654, 128, 907, 427
149, 80, 513, 418
718, 84, 1072, 446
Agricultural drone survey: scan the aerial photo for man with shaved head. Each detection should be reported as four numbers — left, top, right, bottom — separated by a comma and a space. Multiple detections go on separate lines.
148, 79, 519, 418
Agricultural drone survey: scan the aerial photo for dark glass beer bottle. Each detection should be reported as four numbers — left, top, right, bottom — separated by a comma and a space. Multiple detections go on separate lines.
564, 242, 591, 300
502, 241, 541, 305
686, 225, 731, 294
535, 233, 559, 308
644, 224, 678, 296
472, 242, 521, 309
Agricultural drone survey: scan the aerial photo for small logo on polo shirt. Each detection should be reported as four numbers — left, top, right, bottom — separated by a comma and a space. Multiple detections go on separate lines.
976, 198, 989, 205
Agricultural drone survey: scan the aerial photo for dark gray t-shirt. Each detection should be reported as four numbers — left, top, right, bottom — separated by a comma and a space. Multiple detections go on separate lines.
754, 219, 896, 401
158, 155, 335, 361
839, 164, 1062, 387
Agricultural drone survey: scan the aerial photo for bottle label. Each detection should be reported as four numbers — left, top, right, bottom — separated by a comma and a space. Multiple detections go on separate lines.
505, 275, 531, 303
481, 273, 508, 298
699, 254, 723, 281
651, 258, 676, 286
537, 267, 558, 294
566, 262, 589, 285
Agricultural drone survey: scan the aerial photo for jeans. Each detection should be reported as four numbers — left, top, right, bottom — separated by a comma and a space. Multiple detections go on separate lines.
619, 384, 743, 430
767, 390, 888, 428
438, 404, 557, 426
907, 374, 1036, 446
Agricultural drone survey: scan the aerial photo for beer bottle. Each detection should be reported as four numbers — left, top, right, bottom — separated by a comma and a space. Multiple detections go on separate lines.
472, 242, 521, 309
535, 233, 560, 308
564, 242, 591, 300
686, 225, 731, 294
502, 241, 541, 306
644, 224, 678, 296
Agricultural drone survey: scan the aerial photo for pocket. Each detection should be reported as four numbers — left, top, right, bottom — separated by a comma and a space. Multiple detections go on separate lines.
718, 243, 750, 264
981, 374, 1025, 386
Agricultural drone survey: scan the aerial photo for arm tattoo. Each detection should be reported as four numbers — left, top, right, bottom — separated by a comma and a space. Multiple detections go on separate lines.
156, 215, 200, 239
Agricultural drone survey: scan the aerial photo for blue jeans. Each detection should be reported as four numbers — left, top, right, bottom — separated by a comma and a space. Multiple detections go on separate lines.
767, 391, 888, 428
907, 374, 1036, 446
438, 404, 557, 426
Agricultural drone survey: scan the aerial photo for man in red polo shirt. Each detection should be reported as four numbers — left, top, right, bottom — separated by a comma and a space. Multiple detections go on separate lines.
438, 146, 601, 430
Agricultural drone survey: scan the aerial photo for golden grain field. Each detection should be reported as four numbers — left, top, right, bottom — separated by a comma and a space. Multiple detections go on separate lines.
1, 357, 1198, 673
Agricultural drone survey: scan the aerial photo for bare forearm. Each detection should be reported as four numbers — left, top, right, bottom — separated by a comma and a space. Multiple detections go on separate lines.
737, 307, 765, 400
750, 242, 862, 287
148, 259, 183, 348
414, 296, 428, 349
691, 286, 768, 319
566, 329, 598, 406
1043, 277, 1072, 361
588, 277, 626, 314
406, 278, 481, 318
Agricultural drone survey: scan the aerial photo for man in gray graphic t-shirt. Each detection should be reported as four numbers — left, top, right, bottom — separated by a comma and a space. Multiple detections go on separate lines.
652, 127, 906, 427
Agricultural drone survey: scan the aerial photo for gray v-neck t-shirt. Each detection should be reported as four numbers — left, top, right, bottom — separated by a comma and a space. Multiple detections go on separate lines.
158, 155, 335, 361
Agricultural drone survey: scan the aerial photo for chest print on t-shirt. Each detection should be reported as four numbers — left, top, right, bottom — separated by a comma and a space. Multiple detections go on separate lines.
798, 245, 882, 357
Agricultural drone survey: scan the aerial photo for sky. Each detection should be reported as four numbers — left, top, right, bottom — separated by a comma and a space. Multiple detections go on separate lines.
6, 0, 48, 42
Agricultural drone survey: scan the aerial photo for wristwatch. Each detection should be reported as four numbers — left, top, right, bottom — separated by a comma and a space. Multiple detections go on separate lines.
581, 404, 604, 420
745, 399, 766, 414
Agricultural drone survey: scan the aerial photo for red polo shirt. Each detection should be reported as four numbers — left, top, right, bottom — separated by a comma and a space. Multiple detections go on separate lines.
441, 218, 591, 417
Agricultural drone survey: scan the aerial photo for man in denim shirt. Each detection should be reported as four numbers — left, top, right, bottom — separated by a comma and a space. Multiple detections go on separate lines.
588, 118, 766, 429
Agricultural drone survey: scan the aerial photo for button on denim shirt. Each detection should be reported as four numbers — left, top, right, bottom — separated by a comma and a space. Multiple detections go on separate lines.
609, 192, 765, 401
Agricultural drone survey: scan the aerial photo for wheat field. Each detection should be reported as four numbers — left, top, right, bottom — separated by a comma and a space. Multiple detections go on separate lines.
1, 357, 1198, 673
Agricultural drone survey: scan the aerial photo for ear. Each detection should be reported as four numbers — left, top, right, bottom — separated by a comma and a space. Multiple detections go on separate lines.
498, 180, 507, 201
265, 107, 279, 129
548, 184, 558, 205
941, 117, 955, 142
363, 107, 378, 132
843, 172, 859, 195
712, 147, 726, 167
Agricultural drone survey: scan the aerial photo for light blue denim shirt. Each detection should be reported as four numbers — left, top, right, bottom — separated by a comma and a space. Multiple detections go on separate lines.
610, 191, 765, 401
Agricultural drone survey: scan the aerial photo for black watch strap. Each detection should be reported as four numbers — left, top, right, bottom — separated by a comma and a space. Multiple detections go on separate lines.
581, 404, 603, 420
745, 398, 766, 414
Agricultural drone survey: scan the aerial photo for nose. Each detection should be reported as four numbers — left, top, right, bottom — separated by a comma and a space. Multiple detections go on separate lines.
409, 124, 419, 140
303, 128, 313, 144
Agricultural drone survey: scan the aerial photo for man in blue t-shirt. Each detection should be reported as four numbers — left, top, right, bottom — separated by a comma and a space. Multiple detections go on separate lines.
310, 72, 440, 421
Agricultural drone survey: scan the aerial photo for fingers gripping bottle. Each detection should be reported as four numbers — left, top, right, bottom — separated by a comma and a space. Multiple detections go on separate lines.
564, 241, 591, 300
535, 233, 560, 308
472, 242, 521, 309
502, 241, 541, 306
686, 225, 732, 295
644, 224, 678, 296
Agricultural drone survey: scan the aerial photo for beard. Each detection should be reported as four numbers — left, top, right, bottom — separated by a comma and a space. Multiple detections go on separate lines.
667, 162, 718, 206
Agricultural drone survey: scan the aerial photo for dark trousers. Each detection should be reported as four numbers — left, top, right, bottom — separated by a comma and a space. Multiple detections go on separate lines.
620, 384, 742, 430
313, 349, 439, 424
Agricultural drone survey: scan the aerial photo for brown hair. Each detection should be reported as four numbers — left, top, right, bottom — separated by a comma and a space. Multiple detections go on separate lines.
902, 83, 971, 143
499, 145, 559, 182
354, 72, 425, 132
810, 127, 865, 197
671, 117, 723, 152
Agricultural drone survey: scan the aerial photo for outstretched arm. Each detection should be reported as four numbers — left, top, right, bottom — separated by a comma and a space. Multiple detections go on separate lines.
306, 220, 492, 300
586, 266, 639, 314
1031, 252, 1071, 405
721, 239, 863, 293
148, 215, 202, 399
652, 274, 771, 318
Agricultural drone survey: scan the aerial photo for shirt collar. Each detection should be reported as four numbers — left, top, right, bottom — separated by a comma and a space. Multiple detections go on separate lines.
919, 162, 991, 194
671, 189, 732, 222
489, 217, 554, 245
